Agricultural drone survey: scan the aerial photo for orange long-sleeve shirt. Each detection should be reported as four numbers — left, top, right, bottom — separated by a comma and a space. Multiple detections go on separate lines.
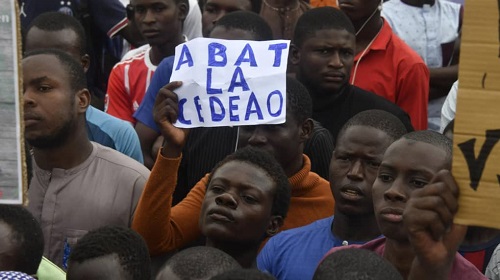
132, 152, 335, 256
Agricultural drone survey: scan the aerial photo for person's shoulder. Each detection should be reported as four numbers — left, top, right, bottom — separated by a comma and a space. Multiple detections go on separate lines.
86, 107, 137, 140
121, 44, 151, 61
92, 142, 150, 177
157, 55, 177, 71
272, 217, 334, 244
386, 26, 426, 66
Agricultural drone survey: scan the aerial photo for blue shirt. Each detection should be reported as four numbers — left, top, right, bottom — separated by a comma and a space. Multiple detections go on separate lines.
257, 216, 366, 280
86, 106, 143, 163
133, 56, 176, 132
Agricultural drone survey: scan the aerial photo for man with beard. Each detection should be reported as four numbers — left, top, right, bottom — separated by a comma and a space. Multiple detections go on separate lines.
24, 49, 149, 269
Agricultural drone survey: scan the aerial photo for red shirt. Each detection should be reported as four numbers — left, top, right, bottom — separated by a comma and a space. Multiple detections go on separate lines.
350, 20, 429, 130
106, 46, 156, 124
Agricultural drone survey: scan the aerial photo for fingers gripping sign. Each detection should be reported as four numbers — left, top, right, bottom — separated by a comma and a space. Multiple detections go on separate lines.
404, 170, 467, 279
153, 81, 190, 158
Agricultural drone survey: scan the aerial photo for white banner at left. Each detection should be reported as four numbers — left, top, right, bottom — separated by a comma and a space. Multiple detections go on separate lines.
0, 0, 26, 205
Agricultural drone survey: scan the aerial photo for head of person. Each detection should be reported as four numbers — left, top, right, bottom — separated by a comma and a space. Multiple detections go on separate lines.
210, 268, 277, 280
23, 49, 90, 149
66, 226, 151, 280
330, 110, 407, 217
337, 0, 383, 23
372, 130, 453, 242
0, 205, 44, 276
24, 12, 89, 71
199, 146, 291, 249
291, 7, 356, 96
128, 0, 188, 46
202, 0, 262, 37
313, 248, 402, 280
210, 10, 273, 41
237, 77, 313, 177
156, 246, 241, 280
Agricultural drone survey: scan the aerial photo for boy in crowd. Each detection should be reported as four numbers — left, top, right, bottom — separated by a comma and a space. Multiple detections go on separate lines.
24, 12, 144, 163
106, 0, 188, 124
132, 77, 333, 256
24, 50, 149, 268
66, 226, 150, 280
156, 246, 241, 279
291, 7, 414, 142
337, 0, 429, 130
325, 131, 485, 279
257, 110, 408, 280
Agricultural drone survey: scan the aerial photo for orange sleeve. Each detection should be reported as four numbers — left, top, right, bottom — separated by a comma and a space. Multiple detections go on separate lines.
131, 150, 207, 256
396, 61, 430, 130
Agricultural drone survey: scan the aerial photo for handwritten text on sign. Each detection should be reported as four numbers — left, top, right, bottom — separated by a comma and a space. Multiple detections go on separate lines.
170, 38, 290, 128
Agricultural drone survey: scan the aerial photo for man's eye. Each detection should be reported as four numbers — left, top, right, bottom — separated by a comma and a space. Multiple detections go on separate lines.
242, 195, 258, 204
209, 185, 224, 193
378, 174, 393, 182
367, 160, 381, 169
135, 7, 146, 13
38, 85, 52, 92
152, 5, 166, 12
410, 179, 428, 188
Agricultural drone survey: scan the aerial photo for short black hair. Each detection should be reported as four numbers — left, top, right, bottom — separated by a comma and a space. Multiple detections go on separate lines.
313, 248, 403, 280
68, 226, 151, 280
293, 7, 355, 48
210, 268, 276, 280
158, 246, 241, 280
23, 49, 87, 93
337, 110, 408, 144
0, 205, 44, 275
214, 11, 273, 41
286, 76, 313, 124
403, 130, 453, 167
25, 12, 86, 55
208, 146, 291, 219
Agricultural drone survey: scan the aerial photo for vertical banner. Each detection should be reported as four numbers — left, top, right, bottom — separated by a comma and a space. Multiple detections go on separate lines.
453, 0, 500, 228
0, 0, 26, 204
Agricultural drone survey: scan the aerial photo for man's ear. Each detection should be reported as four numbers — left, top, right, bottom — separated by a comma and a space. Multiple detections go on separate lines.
290, 44, 300, 66
75, 89, 91, 113
266, 215, 284, 237
299, 118, 314, 143
81, 54, 90, 73
177, 2, 188, 22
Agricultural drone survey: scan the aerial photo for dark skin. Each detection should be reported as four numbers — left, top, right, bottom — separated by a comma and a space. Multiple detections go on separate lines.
265, 0, 300, 8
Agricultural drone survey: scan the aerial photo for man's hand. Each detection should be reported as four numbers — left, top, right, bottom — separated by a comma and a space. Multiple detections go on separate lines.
153, 81, 189, 158
404, 170, 467, 280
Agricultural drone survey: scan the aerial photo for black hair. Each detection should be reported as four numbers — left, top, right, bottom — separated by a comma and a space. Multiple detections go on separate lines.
293, 7, 355, 48
210, 268, 276, 280
214, 11, 273, 41
250, 0, 262, 13
313, 248, 403, 280
403, 130, 453, 167
337, 110, 408, 144
208, 146, 291, 219
158, 246, 241, 280
68, 226, 151, 280
25, 12, 86, 55
286, 76, 313, 124
23, 49, 87, 93
0, 205, 44, 275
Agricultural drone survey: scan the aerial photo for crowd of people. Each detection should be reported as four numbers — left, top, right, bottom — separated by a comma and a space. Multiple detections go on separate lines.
4, 0, 499, 279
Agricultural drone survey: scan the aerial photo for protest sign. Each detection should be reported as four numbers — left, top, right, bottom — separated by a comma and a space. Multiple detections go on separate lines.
170, 38, 290, 128
0, 0, 26, 204
453, 0, 500, 228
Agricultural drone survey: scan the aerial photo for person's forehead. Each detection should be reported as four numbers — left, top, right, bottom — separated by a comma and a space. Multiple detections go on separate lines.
25, 27, 80, 49
206, 0, 252, 10
337, 125, 391, 149
131, 0, 176, 6
211, 160, 275, 191
302, 28, 355, 45
210, 26, 258, 40
383, 138, 447, 167
23, 54, 64, 72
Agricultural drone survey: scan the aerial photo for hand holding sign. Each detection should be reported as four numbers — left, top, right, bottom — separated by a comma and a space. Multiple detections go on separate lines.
404, 170, 466, 280
170, 38, 290, 128
153, 81, 190, 158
